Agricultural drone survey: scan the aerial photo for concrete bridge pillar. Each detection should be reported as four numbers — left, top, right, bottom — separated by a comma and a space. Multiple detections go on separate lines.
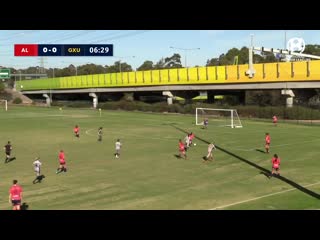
207, 91, 215, 103
163, 91, 173, 105
89, 93, 98, 109
43, 94, 51, 107
281, 89, 295, 108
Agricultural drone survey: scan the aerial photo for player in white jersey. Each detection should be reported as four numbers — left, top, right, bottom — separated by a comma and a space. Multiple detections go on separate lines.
115, 139, 122, 158
33, 157, 43, 184
204, 143, 216, 162
98, 127, 103, 142
184, 134, 190, 149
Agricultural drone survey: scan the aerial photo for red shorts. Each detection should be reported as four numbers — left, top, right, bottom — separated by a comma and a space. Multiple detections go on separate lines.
59, 159, 66, 165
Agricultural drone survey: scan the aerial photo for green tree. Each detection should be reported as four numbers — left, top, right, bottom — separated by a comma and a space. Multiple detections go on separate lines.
153, 54, 182, 69
77, 64, 107, 75
304, 44, 320, 56
259, 52, 278, 63
207, 46, 279, 66
105, 61, 133, 73
68, 64, 77, 76
246, 91, 273, 106
164, 53, 182, 68
154, 58, 165, 69
137, 60, 154, 71
206, 58, 219, 66
225, 48, 240, 64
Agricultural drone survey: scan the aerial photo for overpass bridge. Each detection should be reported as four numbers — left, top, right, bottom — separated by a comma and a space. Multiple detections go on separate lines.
17, 60, 320, 107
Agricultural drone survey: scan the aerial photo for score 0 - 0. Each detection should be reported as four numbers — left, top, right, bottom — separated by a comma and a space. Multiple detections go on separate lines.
38, 45, 62, 56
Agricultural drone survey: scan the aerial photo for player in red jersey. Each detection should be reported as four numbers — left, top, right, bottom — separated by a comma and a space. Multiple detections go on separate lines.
272, 115, 278, 126
56, 150, 67, 174
9, 179, 23, 210
178, 139, 187, 159
265, 133, 271, 154
74, 125, 80, 138
189, 132, 195, 146
271, 154, 281, 176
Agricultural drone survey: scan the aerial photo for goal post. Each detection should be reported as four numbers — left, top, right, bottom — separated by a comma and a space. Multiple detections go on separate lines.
0, 100, 7, 111
195, 108, 243, 128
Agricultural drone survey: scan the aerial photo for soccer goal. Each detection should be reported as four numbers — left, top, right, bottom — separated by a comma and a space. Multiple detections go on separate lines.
195, 108, 243, 128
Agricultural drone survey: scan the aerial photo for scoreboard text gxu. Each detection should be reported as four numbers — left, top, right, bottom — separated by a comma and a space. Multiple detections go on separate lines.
14, 44, 113, 57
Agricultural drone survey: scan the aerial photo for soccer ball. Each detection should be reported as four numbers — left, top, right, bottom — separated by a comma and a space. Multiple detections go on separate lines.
193, 143, 197, 146
59, 108, 62, 110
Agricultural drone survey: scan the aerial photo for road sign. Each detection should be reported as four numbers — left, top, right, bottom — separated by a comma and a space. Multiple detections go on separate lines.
0, 69, 10, 79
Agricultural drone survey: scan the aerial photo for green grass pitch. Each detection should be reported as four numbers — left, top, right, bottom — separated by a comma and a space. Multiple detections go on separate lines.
0, 105, 319, 209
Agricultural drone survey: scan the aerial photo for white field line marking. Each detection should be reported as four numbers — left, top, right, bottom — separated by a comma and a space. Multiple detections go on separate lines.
85, 128, 178, 142
218, 138, 320, 152
210, 181, 320, 210
0, 114, 65, 119
85, 128, 96, 136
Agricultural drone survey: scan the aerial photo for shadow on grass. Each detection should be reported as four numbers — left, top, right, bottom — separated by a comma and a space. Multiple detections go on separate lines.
21, 202, 29, 210
33, 175, 45, 184
170, 124, 320, 200
255, 149, 266, 154
260, 171, 271, 179
5, 157, 16, 163
162, 122, 178, 126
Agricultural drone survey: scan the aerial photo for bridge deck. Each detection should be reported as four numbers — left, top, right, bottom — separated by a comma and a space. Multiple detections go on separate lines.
18, 60, 320, 93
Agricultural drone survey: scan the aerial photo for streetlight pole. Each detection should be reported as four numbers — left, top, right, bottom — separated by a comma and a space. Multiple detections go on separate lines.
284, 30, 287, 49
246, 34, 256, 78
250, 34, 254, 48
50, 67, 54, 103
169, 46, 200, 68
115, 56, 135, 73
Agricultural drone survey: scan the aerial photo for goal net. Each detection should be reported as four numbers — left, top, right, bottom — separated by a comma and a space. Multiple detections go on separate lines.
195, 108, 243, 128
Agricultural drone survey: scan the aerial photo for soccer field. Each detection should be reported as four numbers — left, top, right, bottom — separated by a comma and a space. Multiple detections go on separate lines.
0, 105, 319, 210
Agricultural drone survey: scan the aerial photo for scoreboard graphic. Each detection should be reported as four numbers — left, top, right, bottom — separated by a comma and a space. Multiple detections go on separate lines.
14, 44, 113, 57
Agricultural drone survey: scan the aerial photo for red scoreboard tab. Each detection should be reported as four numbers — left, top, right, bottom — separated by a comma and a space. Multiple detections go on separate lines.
14, 44, 38, 56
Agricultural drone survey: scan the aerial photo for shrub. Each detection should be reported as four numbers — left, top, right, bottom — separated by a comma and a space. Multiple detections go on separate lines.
51, 99, 320, 121
13, 97, 22, 104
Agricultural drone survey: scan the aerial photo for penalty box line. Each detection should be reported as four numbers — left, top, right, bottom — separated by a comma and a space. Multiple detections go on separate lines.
210, 181, 320, 210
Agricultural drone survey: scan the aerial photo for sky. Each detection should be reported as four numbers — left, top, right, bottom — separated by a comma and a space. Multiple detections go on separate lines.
0, 30, 319, 70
